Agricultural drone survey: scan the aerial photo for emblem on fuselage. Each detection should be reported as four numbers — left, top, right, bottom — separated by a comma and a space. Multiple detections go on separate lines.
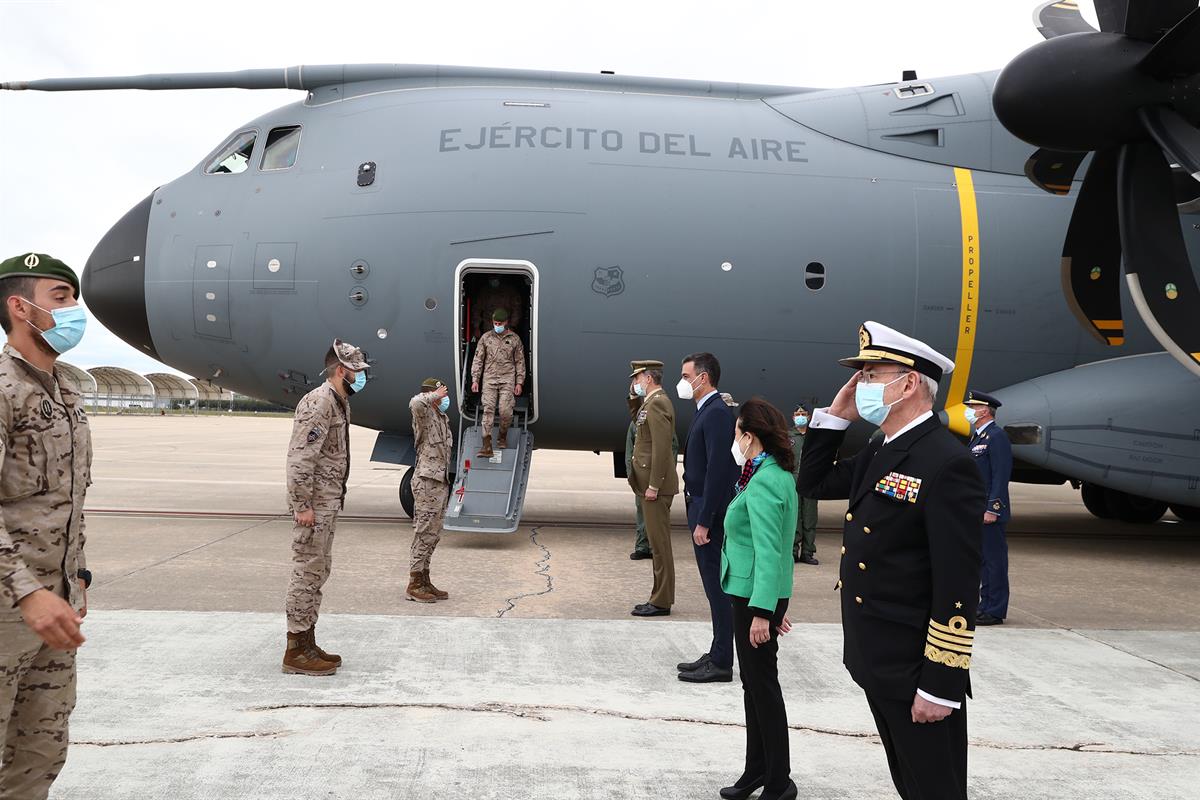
591, 266, 625, 297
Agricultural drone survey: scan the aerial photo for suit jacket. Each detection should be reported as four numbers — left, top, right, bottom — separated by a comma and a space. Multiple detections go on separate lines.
797, 415, 984, 703
969, 422, 1013, 523
682, 393, 739, 529
720, 456, 798, 614
629, 389, 679, 496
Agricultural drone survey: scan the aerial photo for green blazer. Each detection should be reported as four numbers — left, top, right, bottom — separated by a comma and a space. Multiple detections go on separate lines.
720, 455, 799, 612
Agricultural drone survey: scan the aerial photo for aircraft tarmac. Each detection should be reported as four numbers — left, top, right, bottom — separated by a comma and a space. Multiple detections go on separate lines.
53, 415, 1200, 798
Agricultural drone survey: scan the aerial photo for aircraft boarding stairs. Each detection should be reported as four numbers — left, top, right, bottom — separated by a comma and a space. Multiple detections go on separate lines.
444, 389, 534, 534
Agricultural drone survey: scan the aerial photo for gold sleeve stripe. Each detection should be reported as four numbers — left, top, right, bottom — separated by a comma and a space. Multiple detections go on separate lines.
925, 644, 972, 670
926, 632, 973, 654
926, 627, 975, 648
929, 618, 974, 638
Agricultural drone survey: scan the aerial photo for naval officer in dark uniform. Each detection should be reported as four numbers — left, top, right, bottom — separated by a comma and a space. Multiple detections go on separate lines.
797, 321, 984, 800
963, 390, 1012, 626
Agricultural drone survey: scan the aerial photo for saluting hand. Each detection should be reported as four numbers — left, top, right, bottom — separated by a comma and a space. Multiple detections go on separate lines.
829, 370, 863, 422
19, 589, 85, 650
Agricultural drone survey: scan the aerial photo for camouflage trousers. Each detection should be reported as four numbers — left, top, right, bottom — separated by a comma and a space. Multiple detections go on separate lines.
410, 476, 448, 572
480, 381, 515, 438
0, 622, 76, 800
286, 509, 339, 634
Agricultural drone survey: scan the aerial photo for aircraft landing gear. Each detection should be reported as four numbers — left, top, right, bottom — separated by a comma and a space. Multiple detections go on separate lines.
1080, 482, 1168, 523
400, 466, 414, 518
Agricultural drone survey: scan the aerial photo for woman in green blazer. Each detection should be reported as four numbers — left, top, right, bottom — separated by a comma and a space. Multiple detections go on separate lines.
718, 398, 799, 800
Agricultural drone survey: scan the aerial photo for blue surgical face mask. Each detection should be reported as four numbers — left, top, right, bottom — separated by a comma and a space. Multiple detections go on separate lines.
855, 372, 909, 426
343, 370, 367, 396
963, 407, 978, 426
493, 324, 506, 334
438, 396, 451, 413
794, 415, 808, 428
27, 302, 87, 354
633, 381, 646, 397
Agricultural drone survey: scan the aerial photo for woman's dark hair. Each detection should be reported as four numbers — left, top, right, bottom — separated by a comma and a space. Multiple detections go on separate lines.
737, 397, 795, 472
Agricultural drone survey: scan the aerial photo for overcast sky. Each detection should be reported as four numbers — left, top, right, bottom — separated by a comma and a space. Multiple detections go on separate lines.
0, 0, 1095, 376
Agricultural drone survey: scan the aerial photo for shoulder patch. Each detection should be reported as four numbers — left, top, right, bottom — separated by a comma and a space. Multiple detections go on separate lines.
306, 426, 323, 444
40, 399, 53, 419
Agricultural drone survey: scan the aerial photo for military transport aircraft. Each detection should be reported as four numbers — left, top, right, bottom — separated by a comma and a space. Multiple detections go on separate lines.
3, 0, 1199, 531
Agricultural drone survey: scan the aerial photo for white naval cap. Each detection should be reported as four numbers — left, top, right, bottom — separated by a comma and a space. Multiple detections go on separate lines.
838, 321, 955, 382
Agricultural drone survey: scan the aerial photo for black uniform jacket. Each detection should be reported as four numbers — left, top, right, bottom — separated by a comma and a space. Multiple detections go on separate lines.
798, 415, 984, 703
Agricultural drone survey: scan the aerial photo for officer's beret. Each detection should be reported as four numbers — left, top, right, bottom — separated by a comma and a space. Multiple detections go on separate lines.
492, 308, 509, 322
0, 253, 80, 298
331, 338, 368, 371
839, 321, 955, 382
629, 359, 664, 378
965, 390, 1002, 408
421, 377, 446, 391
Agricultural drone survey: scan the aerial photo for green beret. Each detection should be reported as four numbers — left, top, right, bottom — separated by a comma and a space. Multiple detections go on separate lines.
0, 253, 80, 298
492, 308, 509, 322
421, 377, 446, 391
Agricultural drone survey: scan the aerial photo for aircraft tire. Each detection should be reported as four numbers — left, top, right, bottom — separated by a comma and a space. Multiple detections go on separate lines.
399, 466, 415, 518
1080, 482, 1114, 519
1104, 489, 1168, 524
1169, 504, 1200, 522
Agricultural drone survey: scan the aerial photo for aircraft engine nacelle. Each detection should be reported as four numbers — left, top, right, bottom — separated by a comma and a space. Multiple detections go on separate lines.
993, 352, 1200, 510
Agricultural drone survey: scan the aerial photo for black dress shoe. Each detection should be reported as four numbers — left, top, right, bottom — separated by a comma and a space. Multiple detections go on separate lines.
976, 612, 1004, 625
760, 780, 798, 800
678, 660, 732, 683
631, 604, 670, 617
799, 553, 819, 565
719, 775, 764, 800
629, 550, 653, 560
677, 653, 711, 672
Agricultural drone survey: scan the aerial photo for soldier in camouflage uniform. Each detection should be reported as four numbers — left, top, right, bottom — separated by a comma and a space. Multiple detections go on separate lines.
0, 253, 92, 800
282, 338, 368, 676
470, 308, 525, 458
406, 378, 453, 603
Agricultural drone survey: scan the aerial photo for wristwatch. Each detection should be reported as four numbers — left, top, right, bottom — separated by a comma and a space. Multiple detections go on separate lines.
77, 569, 93, 588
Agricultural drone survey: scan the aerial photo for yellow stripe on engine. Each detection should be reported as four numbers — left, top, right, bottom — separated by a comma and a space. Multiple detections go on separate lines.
947, 167, 981, 437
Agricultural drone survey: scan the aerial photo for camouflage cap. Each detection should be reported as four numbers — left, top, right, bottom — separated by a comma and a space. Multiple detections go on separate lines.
331, 338, 368, 371
421, 377, 446, 391
629, 359, 663, 378
0, 253, 80, 298
492, 308, 509, 322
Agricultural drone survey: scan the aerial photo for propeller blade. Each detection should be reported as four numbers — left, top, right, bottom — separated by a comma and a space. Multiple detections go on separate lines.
1035, 1, 1097, 39
1094, 0, 1131, 33
1122, 0, 1198, 42
1025, 148, 1089, 195
1117, 140, 1200, 376
1140, 6, 1200, 77
1140, 106, 1200, 179
1061, 148, 1125, 345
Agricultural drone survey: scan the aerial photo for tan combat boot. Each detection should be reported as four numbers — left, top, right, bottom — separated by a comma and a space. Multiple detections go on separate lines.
307, 626, 341, 665
477, 434, 494, 458
497, 422, 510, 450
422, 569, 449, 600
282, 631, 338, 676
406, 571, 438, 603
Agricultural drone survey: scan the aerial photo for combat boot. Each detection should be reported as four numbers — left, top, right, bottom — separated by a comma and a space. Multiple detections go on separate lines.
282, 631, 338, 676
477, 434, 494, 458
497, 422, 510, 450
307, 626, 341, 665
406, 571, 438, 603
422, 569, 449, 600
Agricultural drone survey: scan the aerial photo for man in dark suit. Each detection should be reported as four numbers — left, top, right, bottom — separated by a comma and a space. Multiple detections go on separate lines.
675, 352, 739, 683
797, 321, 984, 800
964, 390, 1013, 626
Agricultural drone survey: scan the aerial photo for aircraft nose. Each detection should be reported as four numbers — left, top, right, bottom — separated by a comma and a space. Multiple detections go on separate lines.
82, 193, 159, 360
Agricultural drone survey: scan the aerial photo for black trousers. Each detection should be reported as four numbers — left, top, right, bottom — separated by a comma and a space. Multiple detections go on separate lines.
686, 497, 734, 669
731, 595, 790, 794
865, 691, 968, 800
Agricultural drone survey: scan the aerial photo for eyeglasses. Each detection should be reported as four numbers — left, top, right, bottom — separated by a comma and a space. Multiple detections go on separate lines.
861, 368, 911, 383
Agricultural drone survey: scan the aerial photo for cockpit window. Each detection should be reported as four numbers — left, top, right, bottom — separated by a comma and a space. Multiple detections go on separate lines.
261, 126, 301, 171
204, 131, 256, 175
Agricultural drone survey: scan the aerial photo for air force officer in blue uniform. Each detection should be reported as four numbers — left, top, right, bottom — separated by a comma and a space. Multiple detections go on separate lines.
964, 391, 1012, 625
676, 352, 740, 683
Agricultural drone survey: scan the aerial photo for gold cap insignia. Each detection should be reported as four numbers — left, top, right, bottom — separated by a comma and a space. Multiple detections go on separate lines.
24, 254, 39, 269
858, 324, 870, 352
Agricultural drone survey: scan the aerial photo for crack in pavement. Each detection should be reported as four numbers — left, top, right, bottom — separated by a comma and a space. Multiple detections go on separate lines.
245, 700, 1200, 757
495, 526, 554, 618
76, 730, 293, 747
